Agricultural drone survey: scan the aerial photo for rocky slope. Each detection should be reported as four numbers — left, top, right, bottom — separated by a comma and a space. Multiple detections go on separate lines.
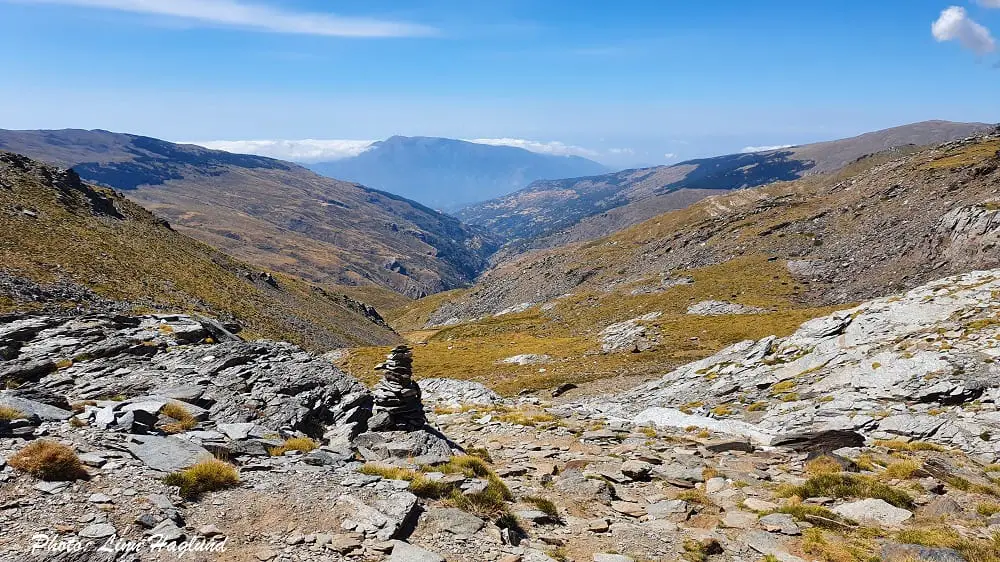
459, 120, 991, 251
0, 151, 399, 350
310, 136, 607, 210
0, 129, 500, 298
4, 270, 1000, 561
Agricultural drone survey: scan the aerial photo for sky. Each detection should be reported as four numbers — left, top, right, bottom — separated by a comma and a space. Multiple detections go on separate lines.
1, 0, 998, 168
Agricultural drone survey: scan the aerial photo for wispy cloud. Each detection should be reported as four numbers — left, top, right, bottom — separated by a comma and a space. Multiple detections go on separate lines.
932, 6, 996, 55
13, 0, 435, 37
977, 0, 1000, 8
466, 138, 603, 159
741, 144, 794, 153
187, 139, 375, 162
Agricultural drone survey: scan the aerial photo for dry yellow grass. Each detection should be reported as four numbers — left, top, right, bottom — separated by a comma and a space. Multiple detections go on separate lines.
163, 459, 239, 499
805, 456, 844, 476
0, 405, 26, 420
160, 401, 197, 434
343, 256, 845, 395
269, 437, 318, 456
9, 440, 88, 481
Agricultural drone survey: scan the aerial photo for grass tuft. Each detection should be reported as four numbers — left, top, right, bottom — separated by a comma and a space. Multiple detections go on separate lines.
805, 456, 844, 476
162, 459, 239, 499
268, 437, 318, 456
0, 405, 27, 420
778, 473, 913, 508
523, 495, 560, 520
160, 401, 197, 434
9, 440, 88, 481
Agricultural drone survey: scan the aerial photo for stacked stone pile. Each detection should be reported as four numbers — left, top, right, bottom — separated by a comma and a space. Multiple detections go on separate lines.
369, 345, 427, 431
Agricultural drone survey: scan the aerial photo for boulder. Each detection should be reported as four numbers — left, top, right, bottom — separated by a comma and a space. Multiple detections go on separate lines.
126, 434, 213, 473
832, 499, 912, 526
388, 541, 444, 562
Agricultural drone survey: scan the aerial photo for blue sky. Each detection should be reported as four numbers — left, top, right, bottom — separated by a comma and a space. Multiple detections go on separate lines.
1, 0, 998, 167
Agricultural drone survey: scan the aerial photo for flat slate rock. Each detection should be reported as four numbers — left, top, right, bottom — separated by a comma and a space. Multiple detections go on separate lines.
388, 540, 444, 562
0, 393, 71, 421
126, 434, 212, 473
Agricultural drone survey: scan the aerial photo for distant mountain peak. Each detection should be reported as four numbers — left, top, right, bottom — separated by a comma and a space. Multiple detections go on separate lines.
309, 135, 607, 210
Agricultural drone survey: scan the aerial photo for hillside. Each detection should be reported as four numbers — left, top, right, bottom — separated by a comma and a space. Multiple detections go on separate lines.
309, 136, 607, 210
0, 129, 500, 298
341, 133, 1000, 395
0, 151, 399, 350
459, 120, 991, 250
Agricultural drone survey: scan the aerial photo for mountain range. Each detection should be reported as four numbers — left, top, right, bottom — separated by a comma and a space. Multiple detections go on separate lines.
0, 129, 500, 298
308, 136, 607, 210
457, 120, 992, 252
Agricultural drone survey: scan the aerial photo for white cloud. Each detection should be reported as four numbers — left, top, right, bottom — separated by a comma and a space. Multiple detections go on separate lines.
663, 153, 677, 159
187, 139, 375, 162
741, 144, 794, 153
932, 6, 996, 55
466, 138, 603, 159
13, 0, 434, 37
978, 0, 1000, 8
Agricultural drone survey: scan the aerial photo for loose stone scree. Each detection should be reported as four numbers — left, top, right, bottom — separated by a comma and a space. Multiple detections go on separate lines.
368, 344, 428, 431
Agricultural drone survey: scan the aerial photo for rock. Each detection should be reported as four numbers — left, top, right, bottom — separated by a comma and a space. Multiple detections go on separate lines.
337, 491, 418, 540
388, 541, 445, 562
832, 499, 913, 526
611, 500, 646, 518
327, 534, 363, 554
759, 513, 800, 535
34, 481, 70, 494
551, 382, 577, 398
420, 378, 501, 406
148, 520, 185, 542
745, 530, 807, 562
743, 498, 779, 512
921, 496, 963, 518
126, 434, 213, 472
0, 392, 71, 421
600, 313, 661, 352
646, 500, 689, 521
705, 477, 727, 494
704, 438, 754, 453
554, 470, 613, 503
424, 507, 485, 536
721, 510, 758, 529
587, 518, 610, 533
87, 493, 113, 504
77, 453, 107, 468
687, 300, 765, 316
78, 523, 116, 539
500, 354, 551, 366
197, 525, 223, 538
621, 460, 653, 481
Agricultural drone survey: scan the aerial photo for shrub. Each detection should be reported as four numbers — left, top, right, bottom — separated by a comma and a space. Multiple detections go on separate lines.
977, 502, 1000, 517
161, 401, 197, 434
779, 473, 913, 508
772, 501, 856, 530
677, 489, 714, 506
496, 411, 557, 426
0, 405, 26, 420
359, 463, 454, 498
162, 459, 239, 499
747, 402, 768, 412
269, 437, 318, 456
8, 440, 88, 481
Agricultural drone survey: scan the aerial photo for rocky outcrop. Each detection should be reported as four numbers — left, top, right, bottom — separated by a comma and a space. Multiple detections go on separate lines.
567, 269, 1000, 459
0, 313, 371, 443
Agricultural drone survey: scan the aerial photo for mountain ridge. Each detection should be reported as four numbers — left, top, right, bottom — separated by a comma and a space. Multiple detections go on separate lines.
0, 129, 500, 298
459, 120, 993, 252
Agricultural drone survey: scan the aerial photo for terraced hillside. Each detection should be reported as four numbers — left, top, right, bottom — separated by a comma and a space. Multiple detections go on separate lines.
341, 134, 1000, 395
0, 151, 400, 350
0, 129, 500, 298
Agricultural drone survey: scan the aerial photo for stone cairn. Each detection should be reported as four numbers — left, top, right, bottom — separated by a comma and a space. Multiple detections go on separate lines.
368, 344, 427, 431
